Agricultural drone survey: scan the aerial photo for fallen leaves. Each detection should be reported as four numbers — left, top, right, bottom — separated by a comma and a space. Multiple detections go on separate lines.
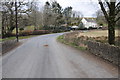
44, 44, 49, 47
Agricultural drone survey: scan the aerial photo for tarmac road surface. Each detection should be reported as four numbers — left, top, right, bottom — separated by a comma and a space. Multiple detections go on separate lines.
2, 33, 118, 78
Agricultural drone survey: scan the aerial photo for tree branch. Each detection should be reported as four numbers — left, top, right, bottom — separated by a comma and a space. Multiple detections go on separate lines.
115, 9, 120, 15
116, 2, 120, 9
115, 2, 120, 15
98, 0, 109, 22
115, 17, 120, 22
105, 0, 110, 9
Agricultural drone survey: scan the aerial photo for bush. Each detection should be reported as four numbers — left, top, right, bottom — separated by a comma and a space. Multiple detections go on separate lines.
32, 30, 50, 35
19, 30, 33, 36
19, 28, 24, 31
3, 32, 16, 38
2, 30, 52, 39
19, 30, 50, 36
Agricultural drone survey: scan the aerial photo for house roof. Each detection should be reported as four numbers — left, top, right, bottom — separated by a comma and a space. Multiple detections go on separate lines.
0, 3, 2, 11
84, 18, 96, 23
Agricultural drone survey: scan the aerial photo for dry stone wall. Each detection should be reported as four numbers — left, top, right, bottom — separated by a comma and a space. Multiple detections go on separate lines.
63, 32, 120, 66
1, 39, 17, 54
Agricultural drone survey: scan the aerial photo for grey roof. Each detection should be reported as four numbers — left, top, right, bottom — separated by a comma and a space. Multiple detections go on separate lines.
0, 3, 2, 11
85, 18, 96, 23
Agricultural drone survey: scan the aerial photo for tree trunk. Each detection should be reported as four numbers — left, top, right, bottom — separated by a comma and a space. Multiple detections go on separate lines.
9, 11, 15, 33
108, 2, 116, 45
108, 21, 115, 45
2, 12, 5, 38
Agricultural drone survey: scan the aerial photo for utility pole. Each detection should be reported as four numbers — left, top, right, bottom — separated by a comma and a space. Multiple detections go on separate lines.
34, 2, 37, 30
15, 1, 19, 42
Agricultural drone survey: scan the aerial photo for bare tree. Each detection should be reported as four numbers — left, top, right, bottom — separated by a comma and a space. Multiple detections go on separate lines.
98, 0, 120, 44
43, 1, 64, 30
96, 10, 107, 26
2, 1, 33, 37
0, 13, 1, 35
63, 6, 73, 26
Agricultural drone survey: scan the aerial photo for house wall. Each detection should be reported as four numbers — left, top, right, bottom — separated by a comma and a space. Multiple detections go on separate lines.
81, 18, 89, 28
89, 22, 97, 28
81, 18, 98, 28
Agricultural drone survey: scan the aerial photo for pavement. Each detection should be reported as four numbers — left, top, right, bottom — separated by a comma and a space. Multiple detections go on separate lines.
1, 33, 118, 78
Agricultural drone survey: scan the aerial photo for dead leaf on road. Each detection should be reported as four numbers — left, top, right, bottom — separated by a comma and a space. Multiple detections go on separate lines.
44, 44, 48, 47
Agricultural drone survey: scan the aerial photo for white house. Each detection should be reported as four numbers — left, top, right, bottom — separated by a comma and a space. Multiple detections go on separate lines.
81, 18, 98, 29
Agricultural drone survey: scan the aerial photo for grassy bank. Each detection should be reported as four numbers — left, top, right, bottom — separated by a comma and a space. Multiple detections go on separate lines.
0, 35, 39, 42
57, 35, 87, 51
77, 30, 120, 46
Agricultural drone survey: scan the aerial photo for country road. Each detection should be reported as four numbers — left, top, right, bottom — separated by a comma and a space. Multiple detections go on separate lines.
2, 33, 118, 78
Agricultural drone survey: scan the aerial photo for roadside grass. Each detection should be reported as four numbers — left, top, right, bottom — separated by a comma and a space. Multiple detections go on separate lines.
77, 30, 120, 46
18, 35, 39, 39
57, 29, 120, 51
0, 37, 16, 42
57, 35, 87, 51
57, 35, 64, 43
1, 35, 39, 42
69, 42, 87, 51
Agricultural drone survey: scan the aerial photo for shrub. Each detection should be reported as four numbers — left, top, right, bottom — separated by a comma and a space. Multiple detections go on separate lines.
19, 30, 33, 36
3, 32, 16, 38
19, 28, 24, 31
32, 30, 50, 35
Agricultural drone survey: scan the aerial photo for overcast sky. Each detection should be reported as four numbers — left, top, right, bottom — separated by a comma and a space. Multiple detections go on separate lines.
38, 0, 100, 17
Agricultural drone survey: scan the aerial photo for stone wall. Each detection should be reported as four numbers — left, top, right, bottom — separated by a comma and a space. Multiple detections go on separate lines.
0, 42, 1, 56
1, 39, 17, 54
87, 41, 120, 65
63, 32, 120, 66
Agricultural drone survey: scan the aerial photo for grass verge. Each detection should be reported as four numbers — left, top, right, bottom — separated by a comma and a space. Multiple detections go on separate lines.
0, 35, 39, 42
57, 35, 87, 51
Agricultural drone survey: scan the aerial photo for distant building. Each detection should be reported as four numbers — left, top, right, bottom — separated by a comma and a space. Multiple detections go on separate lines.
81, 18, 98, 29
0, 2, 3, 12
71, 26, 79, 30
